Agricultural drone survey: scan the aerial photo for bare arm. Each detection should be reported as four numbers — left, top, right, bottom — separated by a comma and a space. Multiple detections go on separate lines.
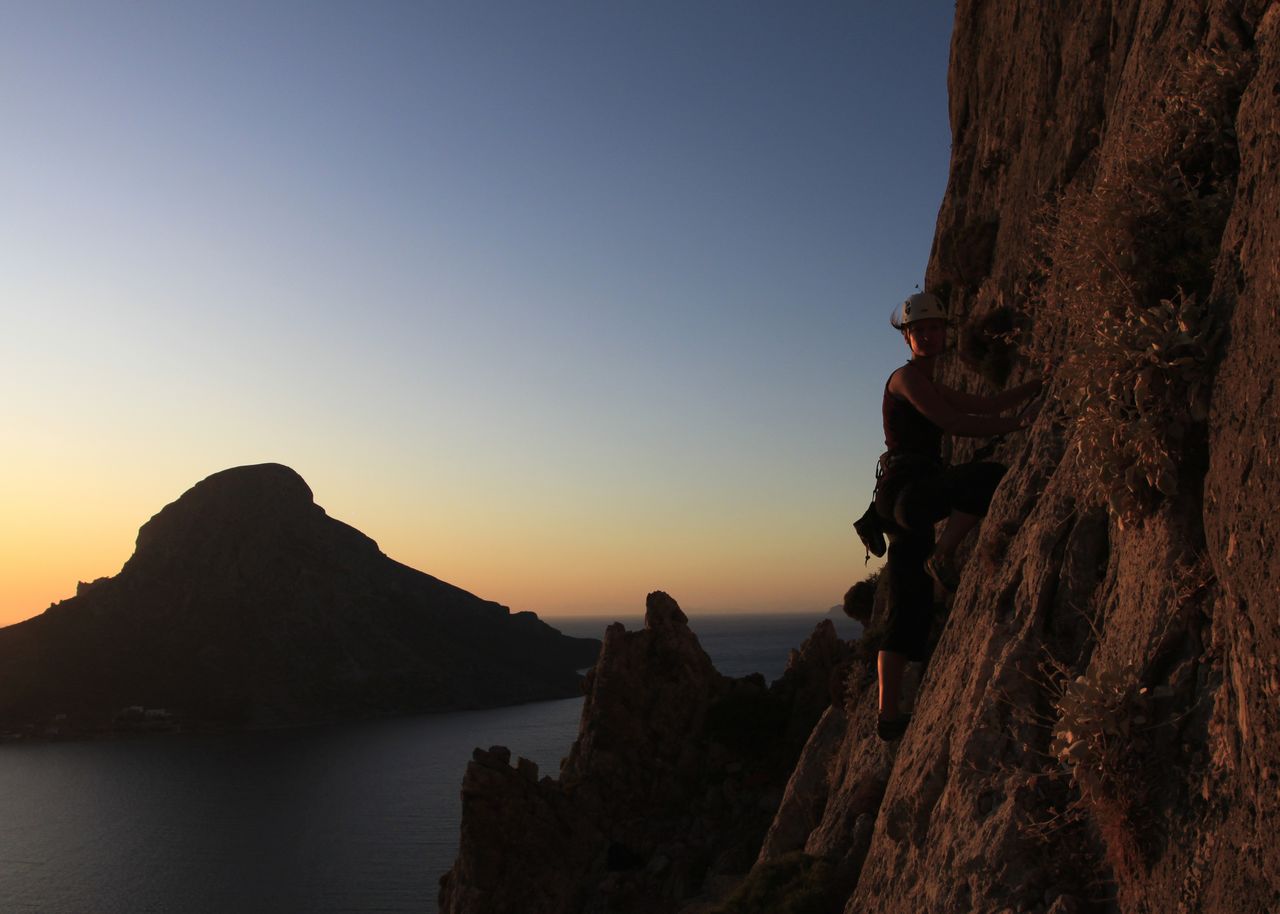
892, 368, 1028, 437
938, 379, 1043, 415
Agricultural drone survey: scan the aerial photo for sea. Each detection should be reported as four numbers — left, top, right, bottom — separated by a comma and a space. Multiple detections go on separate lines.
0, 612, 861, 913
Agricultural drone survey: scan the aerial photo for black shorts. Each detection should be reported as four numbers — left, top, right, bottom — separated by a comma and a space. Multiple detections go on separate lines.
874, 460, 1006, 660
875, 460, 1007, 536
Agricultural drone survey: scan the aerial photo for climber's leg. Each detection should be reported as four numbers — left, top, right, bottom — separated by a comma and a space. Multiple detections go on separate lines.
926, 510, 979, 591
878, 530, 932, 738
935, 510, 979, 557
926, 462, 1009, 591
877, 649, 907, 719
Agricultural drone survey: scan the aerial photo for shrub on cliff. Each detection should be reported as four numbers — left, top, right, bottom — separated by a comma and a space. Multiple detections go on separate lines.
708, 851, 839, 914
1026, 49, 1249, 526
841, 570, 879, 625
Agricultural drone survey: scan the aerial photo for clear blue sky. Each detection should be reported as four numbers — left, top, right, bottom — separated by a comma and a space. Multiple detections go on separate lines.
1, 1, 954, 624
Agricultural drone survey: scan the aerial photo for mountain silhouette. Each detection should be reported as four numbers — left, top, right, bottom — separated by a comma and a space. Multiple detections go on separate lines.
0, 464, 599, 734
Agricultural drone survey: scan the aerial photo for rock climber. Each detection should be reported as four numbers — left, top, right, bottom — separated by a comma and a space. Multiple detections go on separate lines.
870, 291, 1041, 741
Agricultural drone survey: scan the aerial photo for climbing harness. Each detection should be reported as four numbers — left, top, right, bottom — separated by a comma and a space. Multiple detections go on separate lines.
853, 438, 1004, 565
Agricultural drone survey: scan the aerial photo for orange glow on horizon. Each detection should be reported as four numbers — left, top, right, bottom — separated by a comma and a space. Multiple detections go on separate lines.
0, 456, 874, 631
1, 501, 866, 630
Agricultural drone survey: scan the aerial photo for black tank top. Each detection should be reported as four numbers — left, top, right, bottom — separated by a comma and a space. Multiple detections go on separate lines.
882, 364, 942, 459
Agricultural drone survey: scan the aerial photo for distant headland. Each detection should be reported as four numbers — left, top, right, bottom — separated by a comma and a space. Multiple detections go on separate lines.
0, 463, 600, 739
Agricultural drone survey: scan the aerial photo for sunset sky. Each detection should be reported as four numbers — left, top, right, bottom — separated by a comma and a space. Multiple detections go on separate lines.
1, 1, 954, 627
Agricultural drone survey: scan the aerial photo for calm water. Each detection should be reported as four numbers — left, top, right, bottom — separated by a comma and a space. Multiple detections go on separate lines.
0, 612, 859, 913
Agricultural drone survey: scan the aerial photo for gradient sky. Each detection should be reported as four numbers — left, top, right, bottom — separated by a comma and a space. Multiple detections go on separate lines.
1, 1, 954, 626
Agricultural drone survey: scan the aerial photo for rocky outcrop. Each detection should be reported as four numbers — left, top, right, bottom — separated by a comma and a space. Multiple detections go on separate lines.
443, 2, 1280, 912
438, 592, 851, 913
0, 464, 599, 733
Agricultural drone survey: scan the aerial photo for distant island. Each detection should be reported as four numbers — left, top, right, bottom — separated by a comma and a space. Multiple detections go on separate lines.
0, 464, 599, 739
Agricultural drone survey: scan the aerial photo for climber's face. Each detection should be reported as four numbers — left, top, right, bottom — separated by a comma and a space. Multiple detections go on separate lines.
904, 318, 946, 358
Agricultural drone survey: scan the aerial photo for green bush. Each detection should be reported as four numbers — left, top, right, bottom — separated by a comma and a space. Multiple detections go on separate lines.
710, 852, 840, 914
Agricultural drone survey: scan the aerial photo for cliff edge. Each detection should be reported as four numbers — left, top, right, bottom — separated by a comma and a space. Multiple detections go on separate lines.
442, 1, 1279, 911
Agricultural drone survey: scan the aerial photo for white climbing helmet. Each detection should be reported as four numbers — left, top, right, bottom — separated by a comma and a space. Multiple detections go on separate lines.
891, 292, 948, 329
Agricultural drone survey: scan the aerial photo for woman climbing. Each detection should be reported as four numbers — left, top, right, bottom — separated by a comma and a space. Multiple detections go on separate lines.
872, 292, 1041, 741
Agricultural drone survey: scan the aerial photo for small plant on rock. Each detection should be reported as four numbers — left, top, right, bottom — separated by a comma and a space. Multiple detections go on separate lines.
1051, 664, 1142, 805
1050, 661, 1155, 877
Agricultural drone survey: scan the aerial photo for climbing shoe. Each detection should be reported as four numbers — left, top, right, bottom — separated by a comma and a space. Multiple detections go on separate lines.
853, 502, 886, 563
926, 553, 959, 593
876, 714, 911, 742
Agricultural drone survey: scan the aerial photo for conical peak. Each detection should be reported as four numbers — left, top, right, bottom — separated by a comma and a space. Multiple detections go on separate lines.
129, 463, 320, 566
187, 463, 314, 505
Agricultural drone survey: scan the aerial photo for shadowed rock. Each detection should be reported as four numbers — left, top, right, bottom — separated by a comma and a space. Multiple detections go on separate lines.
439, 592, 851, 914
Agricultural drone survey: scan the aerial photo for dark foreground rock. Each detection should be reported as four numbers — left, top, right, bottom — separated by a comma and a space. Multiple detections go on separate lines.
438, 592, 851, 914
0, 464, 599, 735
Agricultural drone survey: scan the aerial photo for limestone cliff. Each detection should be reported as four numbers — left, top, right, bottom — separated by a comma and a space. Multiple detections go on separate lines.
442, 1, 1279, 911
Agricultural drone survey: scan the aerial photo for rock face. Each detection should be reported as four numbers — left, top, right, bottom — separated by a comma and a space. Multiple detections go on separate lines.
753, 3, 1279, 912
438, 592, 850, 913
442, 2, 1280, 912
0, 464, 599, 733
